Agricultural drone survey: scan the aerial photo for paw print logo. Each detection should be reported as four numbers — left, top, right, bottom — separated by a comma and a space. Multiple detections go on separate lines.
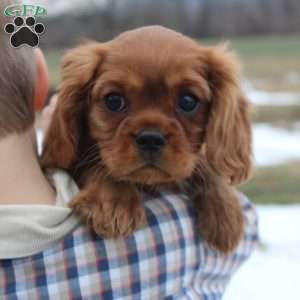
4, 16, 45, 48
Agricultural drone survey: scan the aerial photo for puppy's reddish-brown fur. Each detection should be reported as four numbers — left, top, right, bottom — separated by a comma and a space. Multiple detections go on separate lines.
42, 26, 252, 253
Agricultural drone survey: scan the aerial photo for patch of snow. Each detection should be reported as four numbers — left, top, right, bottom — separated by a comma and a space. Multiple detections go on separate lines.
224, 205, 300, 300
243, 81, 300, 106
285, 72, 300, 85
36, 129, 43, 155
253, 124, 300, 166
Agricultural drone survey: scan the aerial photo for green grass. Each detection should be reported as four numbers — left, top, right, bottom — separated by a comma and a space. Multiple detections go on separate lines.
45, 34, 300, 91
240, 161, 300, 205
44, 48, 64, 88
203, 33, 300, 92
253, 105, 300, 124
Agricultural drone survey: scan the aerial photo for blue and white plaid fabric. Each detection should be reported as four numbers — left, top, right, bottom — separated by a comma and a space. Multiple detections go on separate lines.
0, 192, 258, 300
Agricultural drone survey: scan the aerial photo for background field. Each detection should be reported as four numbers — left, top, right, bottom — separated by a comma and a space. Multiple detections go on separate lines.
43, 33, 300, 205
45, 33, 300, 91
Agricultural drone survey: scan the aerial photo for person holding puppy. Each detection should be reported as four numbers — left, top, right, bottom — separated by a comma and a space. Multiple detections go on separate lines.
0, 1, 258, 299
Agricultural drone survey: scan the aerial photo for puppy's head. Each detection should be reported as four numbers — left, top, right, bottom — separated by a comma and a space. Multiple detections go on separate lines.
42, 26, 252, 185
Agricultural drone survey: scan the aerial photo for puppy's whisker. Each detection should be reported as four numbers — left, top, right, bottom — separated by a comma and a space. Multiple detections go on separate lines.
76, 153, 99, 169
91, 161, 111, 182
75, 145, 99, 165
73, 152, 99, 171
79, 144, 99, 157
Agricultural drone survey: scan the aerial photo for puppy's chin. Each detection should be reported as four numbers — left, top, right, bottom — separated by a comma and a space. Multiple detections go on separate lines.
122, 166, 174, 185
105, 158, 196, 186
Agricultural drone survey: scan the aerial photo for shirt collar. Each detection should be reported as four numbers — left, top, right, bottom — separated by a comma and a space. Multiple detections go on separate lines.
0, 170, 80, 259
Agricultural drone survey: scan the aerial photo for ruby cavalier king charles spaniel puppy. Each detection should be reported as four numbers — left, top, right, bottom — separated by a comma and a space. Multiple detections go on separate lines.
42, 26, 252, 254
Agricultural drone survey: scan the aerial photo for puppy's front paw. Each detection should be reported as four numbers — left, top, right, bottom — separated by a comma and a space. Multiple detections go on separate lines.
70, 182, 146, 238
91, 191, 146, 238
195, 186, 244, 254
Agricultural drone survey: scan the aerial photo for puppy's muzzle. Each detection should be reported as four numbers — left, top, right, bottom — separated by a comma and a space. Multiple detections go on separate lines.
135, 129, 166, 163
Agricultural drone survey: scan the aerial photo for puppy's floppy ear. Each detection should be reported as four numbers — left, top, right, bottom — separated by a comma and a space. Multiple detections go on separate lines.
203, 45, 252, 184
41, 43, 105, 169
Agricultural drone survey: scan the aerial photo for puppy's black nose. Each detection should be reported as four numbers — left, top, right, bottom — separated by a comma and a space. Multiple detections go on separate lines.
135, 130, 166, 153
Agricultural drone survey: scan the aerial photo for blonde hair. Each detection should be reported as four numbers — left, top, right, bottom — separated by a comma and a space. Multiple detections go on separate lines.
0, 0, 36, 137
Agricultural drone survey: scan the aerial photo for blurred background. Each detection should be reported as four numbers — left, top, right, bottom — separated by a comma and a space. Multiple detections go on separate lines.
34, 0, 300, 299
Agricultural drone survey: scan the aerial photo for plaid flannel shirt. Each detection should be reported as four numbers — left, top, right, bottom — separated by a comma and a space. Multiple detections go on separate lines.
0, 192, 258, 300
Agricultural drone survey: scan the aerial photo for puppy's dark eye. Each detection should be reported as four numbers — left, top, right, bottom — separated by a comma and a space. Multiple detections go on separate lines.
178, 94, 199, 114
104, 93, 127, 112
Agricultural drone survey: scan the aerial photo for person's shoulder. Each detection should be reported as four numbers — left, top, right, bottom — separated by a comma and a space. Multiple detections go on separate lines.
39, 189, 258, 299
